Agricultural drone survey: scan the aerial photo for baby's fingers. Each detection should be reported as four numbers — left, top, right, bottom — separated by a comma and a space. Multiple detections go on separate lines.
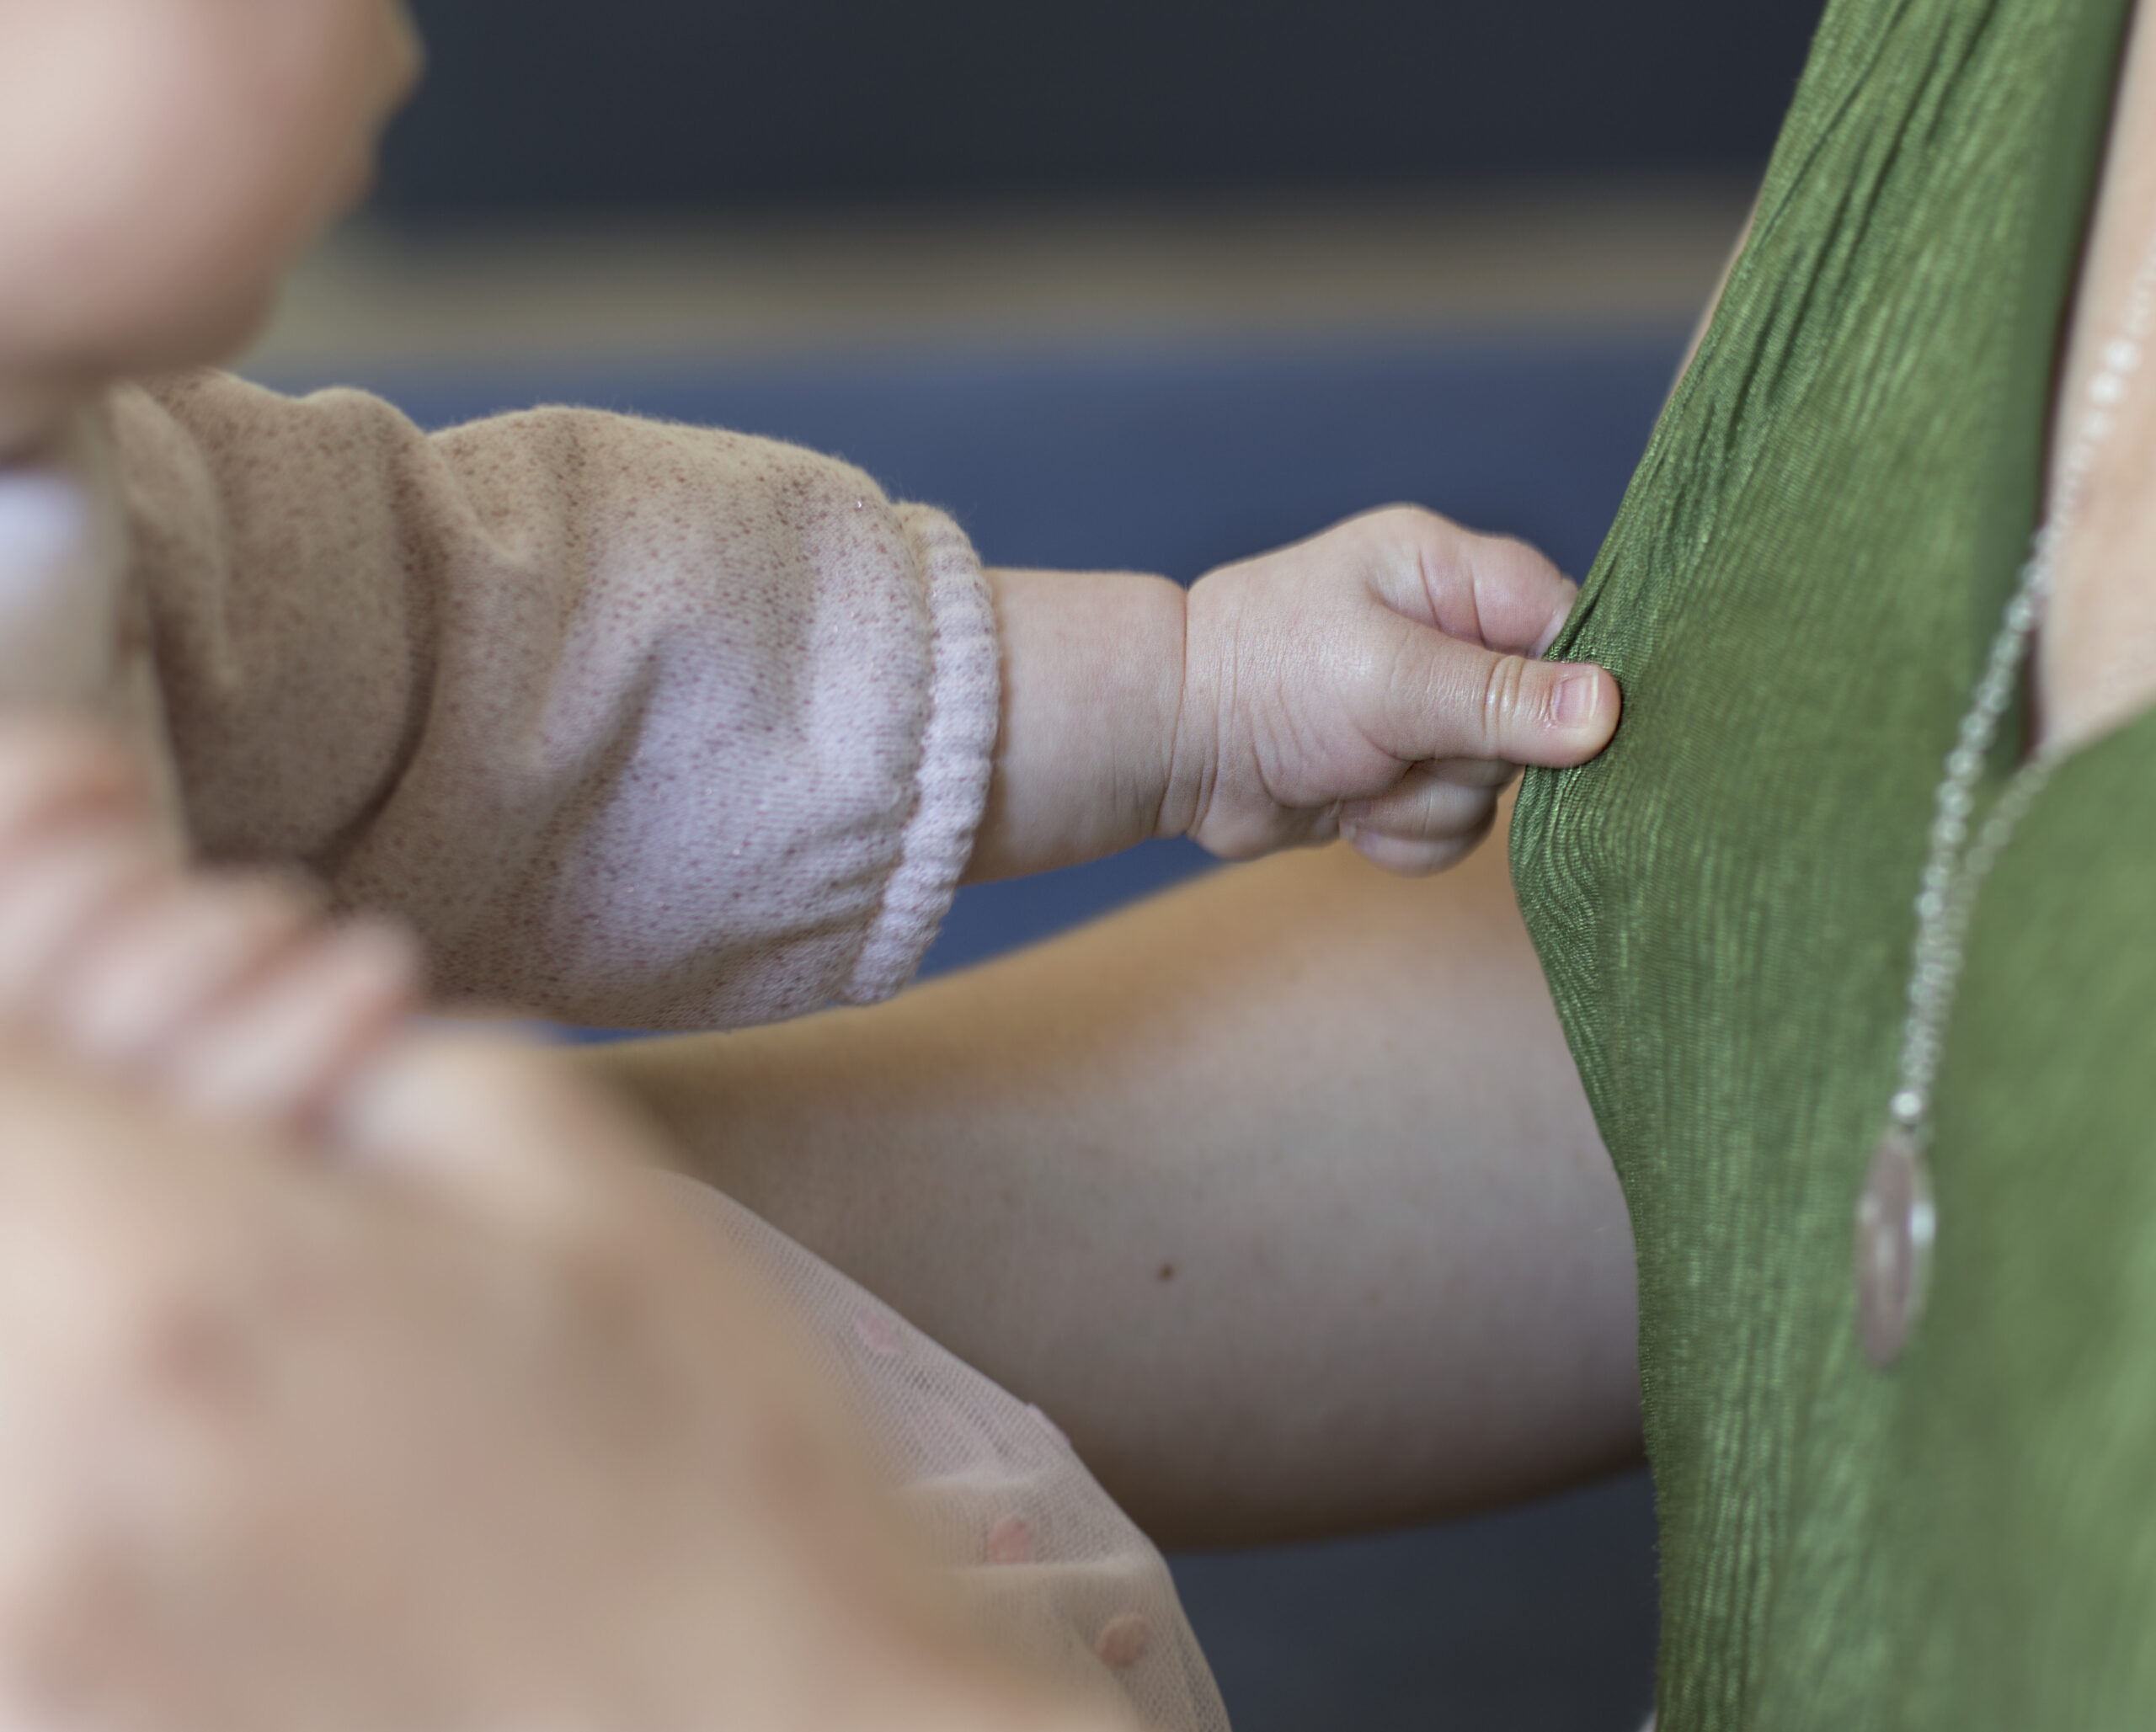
1315, 507, 1580, 655
0, 822, 170, 1015
45, 872, 323, 1067
153, 918, 422, 1130
0, 717, 152, 848
0, 719, 175, 1020
1339, 765, 1508, 876
1417, 523, 1582, 657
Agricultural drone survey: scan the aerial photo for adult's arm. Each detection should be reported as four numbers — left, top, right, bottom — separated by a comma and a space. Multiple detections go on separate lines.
588, 822, 1642, 1551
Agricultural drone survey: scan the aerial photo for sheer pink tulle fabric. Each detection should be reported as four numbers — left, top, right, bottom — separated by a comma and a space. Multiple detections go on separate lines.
675, 1180, 1230, 1732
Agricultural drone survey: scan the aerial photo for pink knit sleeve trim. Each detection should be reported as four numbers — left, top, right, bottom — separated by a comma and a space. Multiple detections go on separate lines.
841, 504, 1000, 1003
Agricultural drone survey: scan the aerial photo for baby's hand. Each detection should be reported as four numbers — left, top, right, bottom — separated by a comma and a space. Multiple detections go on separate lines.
0, 717, 421, 1132
974, 508, 1618, 882
1173, 508, 1616, 873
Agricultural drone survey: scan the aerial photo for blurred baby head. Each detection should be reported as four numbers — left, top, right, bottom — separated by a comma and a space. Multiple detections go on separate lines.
0, 0, 419, 445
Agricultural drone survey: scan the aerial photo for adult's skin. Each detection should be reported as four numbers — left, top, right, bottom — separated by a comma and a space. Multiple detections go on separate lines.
590, 813, 1645, 1551
0, 1032, 1125, 1732
590, 6, 2156, 1553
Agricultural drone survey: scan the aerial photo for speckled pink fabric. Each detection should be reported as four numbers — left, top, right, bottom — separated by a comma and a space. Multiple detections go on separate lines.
93, 370, 1000, 1030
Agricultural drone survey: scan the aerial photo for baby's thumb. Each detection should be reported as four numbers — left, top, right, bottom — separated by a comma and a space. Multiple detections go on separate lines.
1380, 629, 1621, 769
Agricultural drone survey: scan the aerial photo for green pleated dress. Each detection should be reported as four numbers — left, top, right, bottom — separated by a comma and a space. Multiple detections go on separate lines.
1509, 0, 2156, 1725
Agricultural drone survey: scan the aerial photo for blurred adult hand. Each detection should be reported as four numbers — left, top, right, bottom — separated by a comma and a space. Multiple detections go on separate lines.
0, 1034, 1127, 1732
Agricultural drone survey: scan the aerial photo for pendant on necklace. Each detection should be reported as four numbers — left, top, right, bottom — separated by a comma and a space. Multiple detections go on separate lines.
1854, 1126, 1936, 1368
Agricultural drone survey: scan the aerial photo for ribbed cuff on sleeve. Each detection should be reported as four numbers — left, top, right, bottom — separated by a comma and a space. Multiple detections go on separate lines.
841, 504, 1001, 1003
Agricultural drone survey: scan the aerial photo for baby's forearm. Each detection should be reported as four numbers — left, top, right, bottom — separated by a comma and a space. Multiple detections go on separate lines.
963, 567, 1187, 884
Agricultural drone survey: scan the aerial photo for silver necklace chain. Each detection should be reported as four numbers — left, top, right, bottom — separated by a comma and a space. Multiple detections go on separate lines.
1857, 227, 2156, 1367
1892, 242, 2156, 1133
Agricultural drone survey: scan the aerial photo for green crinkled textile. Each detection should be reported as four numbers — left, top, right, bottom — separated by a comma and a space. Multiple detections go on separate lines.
1509, 0, 2156, 1725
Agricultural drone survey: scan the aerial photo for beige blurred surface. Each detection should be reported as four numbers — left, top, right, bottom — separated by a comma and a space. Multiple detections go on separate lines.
246, 175, 1752, 375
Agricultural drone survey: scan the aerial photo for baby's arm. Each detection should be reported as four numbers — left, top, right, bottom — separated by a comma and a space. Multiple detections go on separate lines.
115, 372, 1612, 1037
115, 371, 1000, 1032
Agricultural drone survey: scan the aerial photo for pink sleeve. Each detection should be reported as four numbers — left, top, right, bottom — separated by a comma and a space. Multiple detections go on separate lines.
109, 371, 1000, 1031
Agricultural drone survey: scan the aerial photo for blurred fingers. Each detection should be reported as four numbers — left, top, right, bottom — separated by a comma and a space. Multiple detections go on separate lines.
45, 872, 323, 1069
0, 717, 152, 847
0, 719, 179, 1030
0, 822, 171, 1018
153, 917, 423, 1132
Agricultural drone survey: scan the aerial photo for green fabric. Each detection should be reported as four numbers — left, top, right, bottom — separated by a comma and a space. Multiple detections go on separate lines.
1509, 0, 2153, 1725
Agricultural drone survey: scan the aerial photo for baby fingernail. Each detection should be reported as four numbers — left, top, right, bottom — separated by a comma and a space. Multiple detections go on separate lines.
1554, 666, 1606, 728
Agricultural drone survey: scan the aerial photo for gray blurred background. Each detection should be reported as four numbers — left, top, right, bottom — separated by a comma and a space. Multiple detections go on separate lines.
374, 0, 1820, 213
247, 3, 1830, 1726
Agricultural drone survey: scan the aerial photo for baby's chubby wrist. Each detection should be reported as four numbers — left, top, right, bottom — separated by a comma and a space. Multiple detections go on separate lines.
963, 567, 1189, 884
